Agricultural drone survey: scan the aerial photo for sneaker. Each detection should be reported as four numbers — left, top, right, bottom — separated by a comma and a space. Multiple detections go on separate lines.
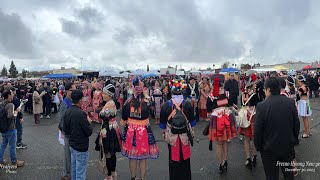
12, 160, 25, 167
46, 115, 50, 119
40, 115, 44, 119
16, 143, 27, 149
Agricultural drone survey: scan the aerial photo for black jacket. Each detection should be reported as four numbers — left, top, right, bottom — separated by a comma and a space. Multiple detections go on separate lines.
224, 79, 239, 97
63, 105, 93, 152
186, 82, 199, 99
254, 95, 299, 156
12, 96, 23, 119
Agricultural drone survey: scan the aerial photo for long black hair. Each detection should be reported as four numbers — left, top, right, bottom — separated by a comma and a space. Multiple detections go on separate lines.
132, 79, 145, 111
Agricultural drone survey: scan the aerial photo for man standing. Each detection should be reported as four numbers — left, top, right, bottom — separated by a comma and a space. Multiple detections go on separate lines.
0, 89, 25, 167
63, 89, 93, 180
224, 73, 239, 106
9, 87, 27, 149
41, 82, 52, 119
186, 76, 199, 121
59, 82, 76, 180
254, 77, 300, 180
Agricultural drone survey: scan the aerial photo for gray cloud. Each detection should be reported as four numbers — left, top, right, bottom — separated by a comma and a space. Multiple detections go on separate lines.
104, 0, 246, 62
0, 9, 35, 58
60, 7, 105, 40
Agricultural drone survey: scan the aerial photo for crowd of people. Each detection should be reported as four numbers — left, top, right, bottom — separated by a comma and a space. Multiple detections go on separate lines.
0, 70, 319, 180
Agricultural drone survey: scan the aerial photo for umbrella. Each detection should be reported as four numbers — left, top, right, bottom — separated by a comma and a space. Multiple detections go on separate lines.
303, 65, 312, 70
220, 67, 240, 73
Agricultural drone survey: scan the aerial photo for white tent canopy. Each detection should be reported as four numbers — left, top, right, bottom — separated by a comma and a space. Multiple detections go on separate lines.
118, 72, 129, 77
251, 68, 277, 72
99, 69, 119, 77
201, 71, 214, 75
189, 69, 201, 74
147, 70, 160, 75
176, 70, 185, 76
130, 69, 146, 75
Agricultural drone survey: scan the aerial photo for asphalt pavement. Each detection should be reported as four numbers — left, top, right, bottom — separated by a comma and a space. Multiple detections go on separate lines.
1, 98, 320, 180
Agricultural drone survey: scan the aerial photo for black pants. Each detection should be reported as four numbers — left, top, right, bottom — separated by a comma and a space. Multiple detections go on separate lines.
106, 154, 117, 176
42, 103, 51, 116
16, 118, 23, 144
260, 152, 294, 180
51, 102, 58, 113
229, 95, 238, 106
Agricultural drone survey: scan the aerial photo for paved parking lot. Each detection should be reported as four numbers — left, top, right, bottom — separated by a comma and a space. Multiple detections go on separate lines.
1, 99, 320, 180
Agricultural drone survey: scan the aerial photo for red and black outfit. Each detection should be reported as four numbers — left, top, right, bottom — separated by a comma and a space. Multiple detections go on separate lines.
206, 94, 237, 142
160, 98, 196, 180
121, 98, 159, 160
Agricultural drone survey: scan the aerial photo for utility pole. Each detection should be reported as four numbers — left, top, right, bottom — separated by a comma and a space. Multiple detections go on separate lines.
80, 58, 83, 71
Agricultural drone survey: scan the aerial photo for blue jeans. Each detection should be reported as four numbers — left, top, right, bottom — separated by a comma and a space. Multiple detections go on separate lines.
16, 118, 23, 144
70, 147, 89, 180
0, 130, 17, 163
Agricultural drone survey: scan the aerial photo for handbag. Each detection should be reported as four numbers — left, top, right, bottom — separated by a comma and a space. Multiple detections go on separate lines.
202, 121, 210, 136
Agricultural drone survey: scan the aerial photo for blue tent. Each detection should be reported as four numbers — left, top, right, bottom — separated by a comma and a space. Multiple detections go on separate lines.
220, 67, 240, 73
42, 73, 76, 79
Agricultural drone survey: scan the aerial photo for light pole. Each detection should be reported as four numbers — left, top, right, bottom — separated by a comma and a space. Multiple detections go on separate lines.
80, 58, 83, 71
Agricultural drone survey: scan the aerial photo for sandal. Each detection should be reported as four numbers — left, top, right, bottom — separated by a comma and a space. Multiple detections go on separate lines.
308, 131, 312, 136
301, 133, 309, 138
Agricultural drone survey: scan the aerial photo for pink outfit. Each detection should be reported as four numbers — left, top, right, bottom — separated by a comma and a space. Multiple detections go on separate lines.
81, 89, 92, 115
91, 90, 103, 123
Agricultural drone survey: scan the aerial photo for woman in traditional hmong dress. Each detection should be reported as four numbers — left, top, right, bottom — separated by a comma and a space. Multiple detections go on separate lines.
297, 75, 312, 138
199, 76, 211, 120
123, 79, 134, 104
206, 77, 237, 174
91, 82, 103, 123
151, 80, 163, 125
81, 81, 92, 120
159, 78, 195, 180
121, 77, 159, 180
238, 74, 259, 169
95, 84, 122, 180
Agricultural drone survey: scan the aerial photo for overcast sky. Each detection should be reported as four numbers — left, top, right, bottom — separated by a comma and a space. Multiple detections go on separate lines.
1, 0, 319, 72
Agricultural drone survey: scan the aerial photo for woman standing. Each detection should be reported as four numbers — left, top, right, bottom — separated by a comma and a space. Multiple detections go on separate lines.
121, 78, 159, 180
96, 84, 122, 180
91, 82, 103, 123
206, 78, 237, 174
81, 81, 92, 120
199, 76, 211, 121
33, 84, 46, 124
123, 79, 134, 104
151, 80, 163, 124
297, 75, 312, 138
159, 78, 195, 180
238, 77, 259, 169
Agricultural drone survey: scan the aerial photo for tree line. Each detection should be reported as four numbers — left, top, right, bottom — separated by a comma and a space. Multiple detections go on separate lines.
1, 60, 28, 78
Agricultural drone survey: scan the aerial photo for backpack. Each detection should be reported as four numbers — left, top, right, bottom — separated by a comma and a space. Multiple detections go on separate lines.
167, 99, 188, 134
0, 102, 10, 133
236, 94, 255, 128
